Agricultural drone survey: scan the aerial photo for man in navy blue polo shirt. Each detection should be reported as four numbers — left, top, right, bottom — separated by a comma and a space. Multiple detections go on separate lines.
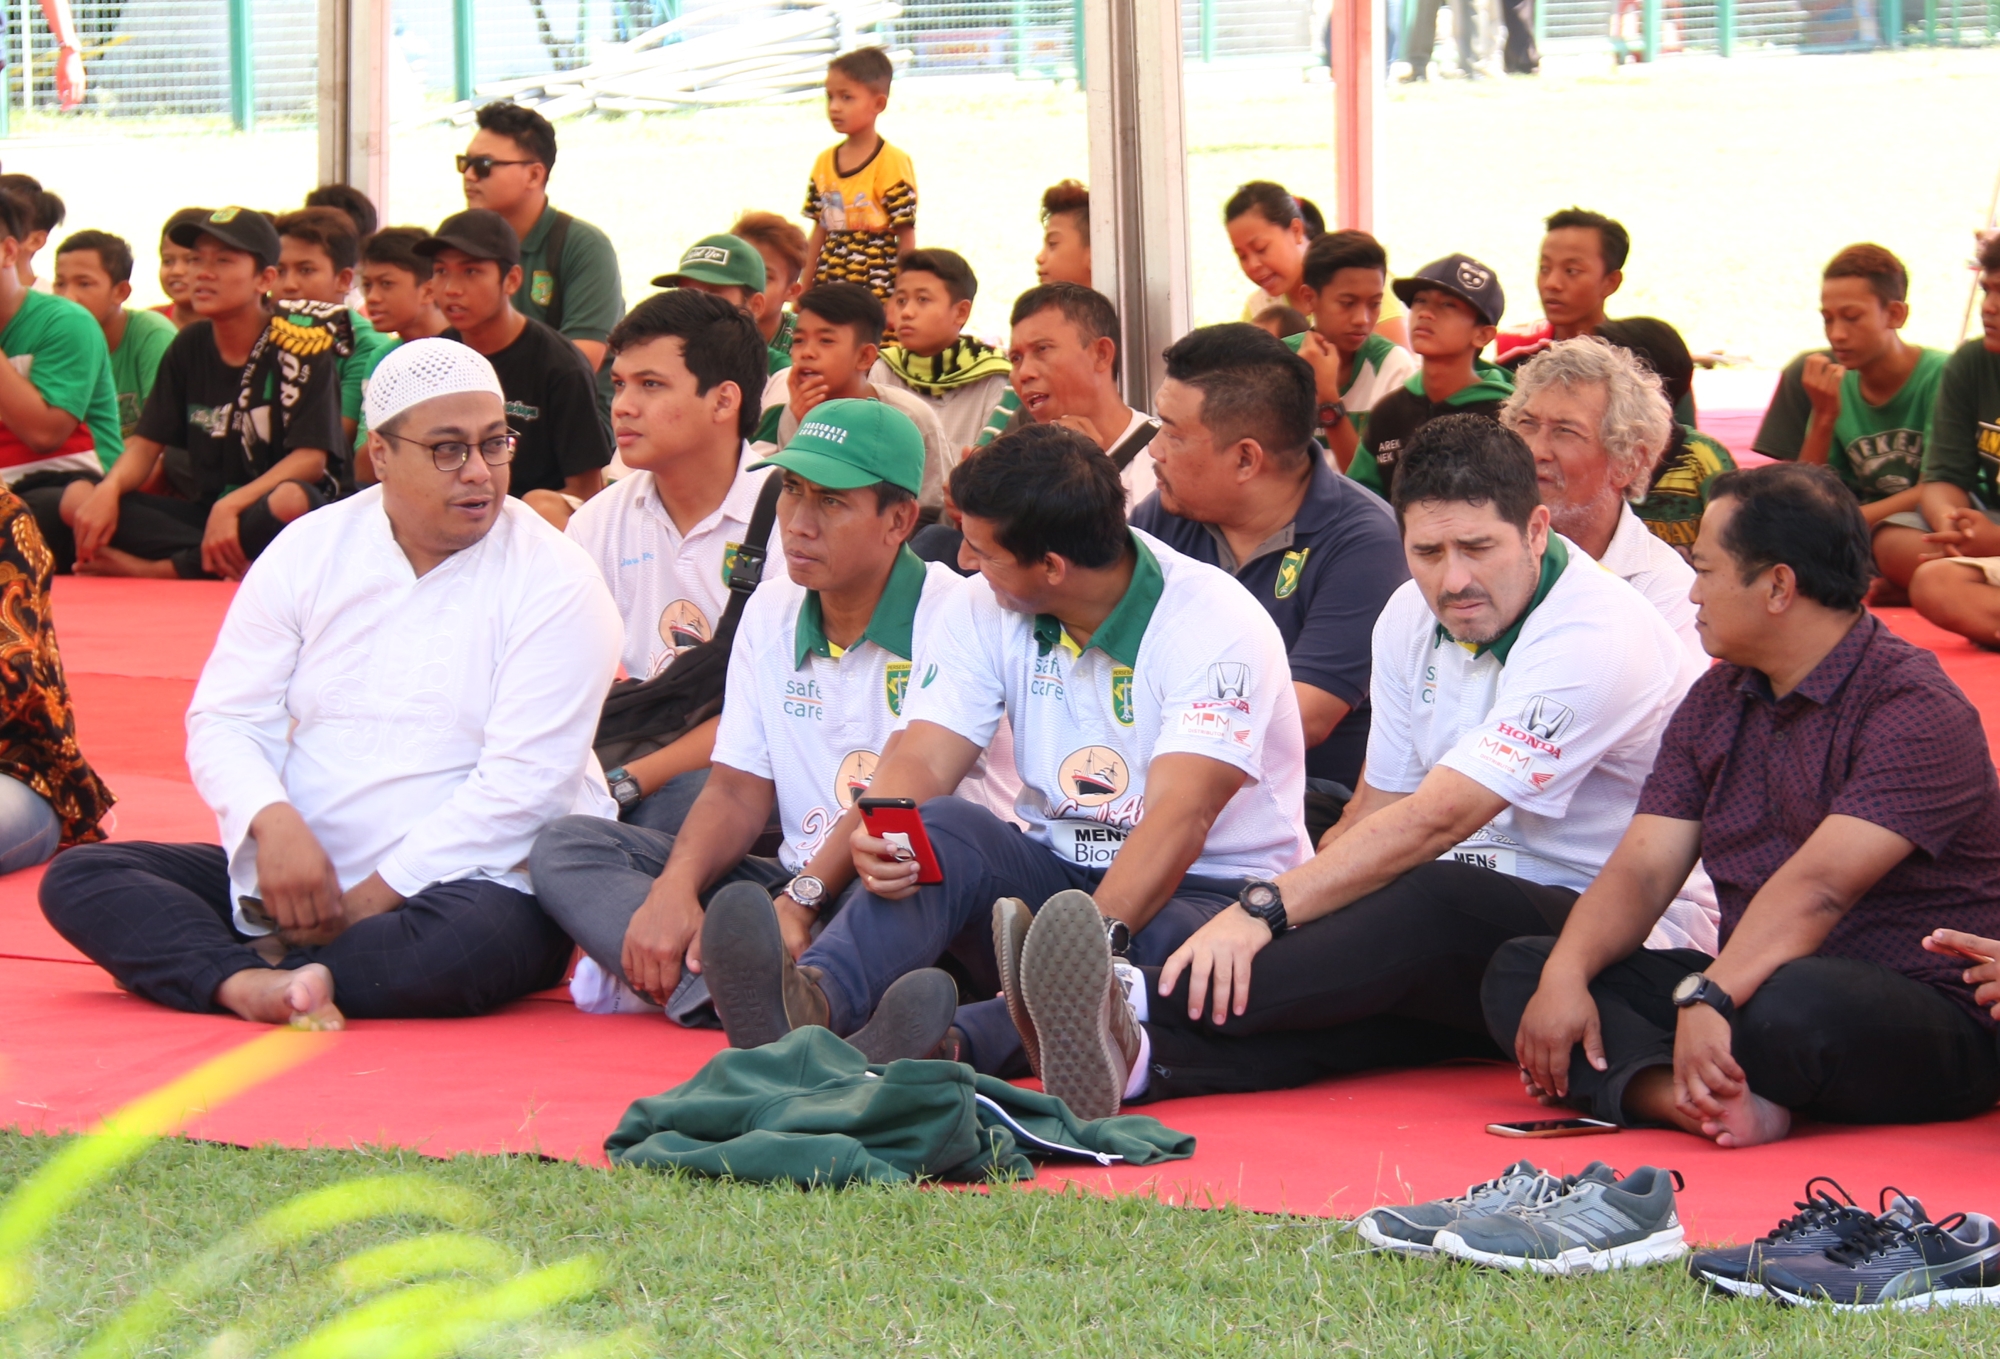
1135, 323, 1408, 841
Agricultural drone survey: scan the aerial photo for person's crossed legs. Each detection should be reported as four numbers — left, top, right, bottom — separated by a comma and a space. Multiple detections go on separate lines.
40, 839, 574, 1026
1482, 937, 2000, 1146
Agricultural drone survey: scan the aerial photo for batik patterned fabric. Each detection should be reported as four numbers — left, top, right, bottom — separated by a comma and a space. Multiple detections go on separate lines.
803, 140, 917, 299
0, 485, 113, 845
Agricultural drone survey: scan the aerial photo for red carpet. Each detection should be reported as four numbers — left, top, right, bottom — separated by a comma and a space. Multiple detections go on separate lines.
7, 545, 2000, 1245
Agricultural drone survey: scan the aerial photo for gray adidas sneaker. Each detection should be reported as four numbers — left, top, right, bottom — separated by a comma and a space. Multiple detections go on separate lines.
992, 897, 1040, 1075
1433, 1165, 1687, 1274
1357, 1161, 1616, 1255
1018, 889, 1142, 1122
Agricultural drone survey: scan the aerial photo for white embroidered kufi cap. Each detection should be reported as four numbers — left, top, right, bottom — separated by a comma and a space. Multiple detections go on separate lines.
362, 337, 506, 432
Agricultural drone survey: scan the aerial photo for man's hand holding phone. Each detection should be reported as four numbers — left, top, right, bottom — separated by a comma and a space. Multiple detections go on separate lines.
849, 825, 924, 899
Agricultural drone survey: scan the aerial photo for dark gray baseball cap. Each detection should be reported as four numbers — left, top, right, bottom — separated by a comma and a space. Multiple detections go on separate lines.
1393, 253, 1506, 327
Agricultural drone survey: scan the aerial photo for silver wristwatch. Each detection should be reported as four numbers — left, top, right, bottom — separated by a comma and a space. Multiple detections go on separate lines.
785, 874, 827, 910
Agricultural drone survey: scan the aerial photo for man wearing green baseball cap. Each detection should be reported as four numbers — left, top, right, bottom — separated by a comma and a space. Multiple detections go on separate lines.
530, 396, 1017, 1056
651, 233, 767, 318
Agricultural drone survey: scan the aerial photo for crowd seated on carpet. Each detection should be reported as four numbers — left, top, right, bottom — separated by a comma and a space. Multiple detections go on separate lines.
13, 47, 2000, 1157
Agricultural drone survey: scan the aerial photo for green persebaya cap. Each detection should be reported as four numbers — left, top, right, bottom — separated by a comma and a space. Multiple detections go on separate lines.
751, 399, 925, 496
649, 233, 767, 291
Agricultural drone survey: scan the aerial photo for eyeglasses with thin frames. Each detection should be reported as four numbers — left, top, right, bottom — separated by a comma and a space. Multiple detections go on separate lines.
383, 430, 520, 472
456, 153, 537, 179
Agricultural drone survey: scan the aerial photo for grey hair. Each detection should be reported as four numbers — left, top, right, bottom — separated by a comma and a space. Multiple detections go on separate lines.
1500, 335, 1673, 502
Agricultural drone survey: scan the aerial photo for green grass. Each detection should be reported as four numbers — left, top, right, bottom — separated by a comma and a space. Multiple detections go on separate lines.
6, 46, 1999, 372
4, 1130, 1999, 1356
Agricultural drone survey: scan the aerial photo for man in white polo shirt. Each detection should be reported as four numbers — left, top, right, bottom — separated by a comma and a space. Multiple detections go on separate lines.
564, 289, 778, 835
697, 422, 1309, 1086
39, 339, 622, 1029
1012, 413, 1695, 1115
530, 400, 1014, 1054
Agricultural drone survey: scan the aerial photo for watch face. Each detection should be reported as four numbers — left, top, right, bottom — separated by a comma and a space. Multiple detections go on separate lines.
1242, 882, 1278, 913
1672, 973, 1702, 1005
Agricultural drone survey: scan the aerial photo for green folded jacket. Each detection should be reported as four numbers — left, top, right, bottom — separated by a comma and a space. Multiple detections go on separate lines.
606, 1027, 1194, 1186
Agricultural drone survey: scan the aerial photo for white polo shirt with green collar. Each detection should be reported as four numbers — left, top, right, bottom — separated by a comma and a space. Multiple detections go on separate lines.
1364, 534, 1690, 890
902, 529, 1310, 879
712, 546, 1018, 874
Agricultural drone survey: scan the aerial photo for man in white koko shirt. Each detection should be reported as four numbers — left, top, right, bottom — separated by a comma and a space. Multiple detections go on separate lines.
40, 339, 622, 1029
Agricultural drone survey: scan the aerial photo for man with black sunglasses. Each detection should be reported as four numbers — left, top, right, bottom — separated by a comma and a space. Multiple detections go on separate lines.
420, 209, 612, 530
460, 102, 623, 388
40, 339, 624, 1030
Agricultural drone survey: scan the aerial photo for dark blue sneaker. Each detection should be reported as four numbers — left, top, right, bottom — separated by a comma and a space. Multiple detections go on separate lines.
1687, 1181, 1925, 1300
1761, 1212, 2000, 1311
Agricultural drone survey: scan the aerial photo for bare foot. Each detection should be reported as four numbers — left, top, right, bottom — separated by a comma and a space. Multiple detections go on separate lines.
1700, 1087, 1791, 1149
74, 546, 178, 579
214, 963, 346, 1030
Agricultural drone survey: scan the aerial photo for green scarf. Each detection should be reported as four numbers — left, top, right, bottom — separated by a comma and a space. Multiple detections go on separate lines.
878, 336, 1012, 398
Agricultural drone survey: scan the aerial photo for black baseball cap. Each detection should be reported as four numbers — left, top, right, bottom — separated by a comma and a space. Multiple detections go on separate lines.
1393, 253, 1505, 328
414, 209, 521, 268
167, 206, 282, 270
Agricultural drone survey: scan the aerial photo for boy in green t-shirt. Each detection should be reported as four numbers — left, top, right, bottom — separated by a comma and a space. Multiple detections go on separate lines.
52, 230, 176, 446
1796, 243, 1946, 591
273, 207, 397, 449
1285, 229, 1417, 471
1908, 233, 2000, 646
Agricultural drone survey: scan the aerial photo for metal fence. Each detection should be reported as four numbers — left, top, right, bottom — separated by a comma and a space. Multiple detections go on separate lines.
1534, 0, 1996, 53
14, 0, 319, 123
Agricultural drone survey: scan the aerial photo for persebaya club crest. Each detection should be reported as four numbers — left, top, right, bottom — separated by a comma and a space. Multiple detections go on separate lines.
1275, 548, 1310, 600
530, 269, 556, 307
885, 661, 912, 716
1110, 666, 1134, 726
720, 541, 744, 582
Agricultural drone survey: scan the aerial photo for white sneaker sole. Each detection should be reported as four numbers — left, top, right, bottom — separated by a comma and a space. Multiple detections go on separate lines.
1768, 1283, 2000, 1312
1696, 1271, 1767, 1300
1434, 1224, 1687, 1275
1355, 1214, 1438, 1255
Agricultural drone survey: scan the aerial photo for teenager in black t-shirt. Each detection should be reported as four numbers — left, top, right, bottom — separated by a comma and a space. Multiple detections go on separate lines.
56, 208, 344, 579
420, 209, 610, 530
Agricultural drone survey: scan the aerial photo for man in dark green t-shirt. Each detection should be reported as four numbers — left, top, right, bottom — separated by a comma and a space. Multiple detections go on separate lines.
459, 101, 623, 415
1908, 233, 2000, 645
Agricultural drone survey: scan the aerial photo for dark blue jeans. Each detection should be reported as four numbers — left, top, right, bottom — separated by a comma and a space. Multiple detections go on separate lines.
40, 840, 573, 1019
798, 796, 1241, 1073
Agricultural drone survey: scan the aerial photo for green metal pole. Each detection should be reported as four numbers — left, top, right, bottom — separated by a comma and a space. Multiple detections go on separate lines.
1641, 0, 1660, 59
1881, 0, 1902, 44
1717, 0, 1735, 53
227, 0, 253, 130
1200, 0, 1216, 59
454, 0, 476, 100
1073, 0, 1084, 81
1533, 0, 1545, 47
1012, 0, 1028, 75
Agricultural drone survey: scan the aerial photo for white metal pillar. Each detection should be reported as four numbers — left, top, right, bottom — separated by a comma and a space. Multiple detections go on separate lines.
1084, 0, 1192, 410
1330, 0, 1384, 232
318, 0, 392, 214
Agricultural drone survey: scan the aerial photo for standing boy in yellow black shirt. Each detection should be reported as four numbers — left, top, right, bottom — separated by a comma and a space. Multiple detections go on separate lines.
803, 46, 916, 302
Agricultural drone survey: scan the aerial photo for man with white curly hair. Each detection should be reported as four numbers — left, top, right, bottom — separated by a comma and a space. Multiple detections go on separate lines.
40, 338, 622, 1030
1501, 336, 1705, 675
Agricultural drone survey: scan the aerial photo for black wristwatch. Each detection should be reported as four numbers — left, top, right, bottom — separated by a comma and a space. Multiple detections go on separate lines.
1671, 972, 1737, 1023
605, 765, 643, 812
1317, 400, 1348, 429
1236, 879, 1289, 937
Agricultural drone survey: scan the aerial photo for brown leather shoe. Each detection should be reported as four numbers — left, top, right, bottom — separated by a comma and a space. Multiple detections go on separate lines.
702, 881, 830, 1047
991, 896, 1041, 1075
1018, 889, 1142, 1121
849, 968, 959, 1063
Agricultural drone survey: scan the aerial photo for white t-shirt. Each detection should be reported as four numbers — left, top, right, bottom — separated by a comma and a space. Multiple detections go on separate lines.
711, 550, 1019, 872
186, 488, 623, 927
1364, 535, 1689, 891
868, 360, 1015, 457
1595, 503, 1706, 685
564, 447, 778, 680
903, 529, 1310, 880
1344, 333, 1420, 418
1588, 504, 1718, 951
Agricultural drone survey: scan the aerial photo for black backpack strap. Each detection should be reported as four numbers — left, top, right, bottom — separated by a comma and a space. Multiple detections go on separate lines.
542, 210, 575, 332
1109, 418, 1159, 472
709, 470, 785, 650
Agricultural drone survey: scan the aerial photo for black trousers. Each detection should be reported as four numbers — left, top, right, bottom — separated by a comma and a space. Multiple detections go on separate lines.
40, 841, 574, 1019
22, 480, 322, 578
1481, 937, 2000, 1127
1137, 861, 1576, 1100
1500, 0, 1539, 71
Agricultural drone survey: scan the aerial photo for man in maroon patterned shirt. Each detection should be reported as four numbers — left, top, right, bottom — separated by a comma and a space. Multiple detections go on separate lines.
1489, 463, 2000, 1148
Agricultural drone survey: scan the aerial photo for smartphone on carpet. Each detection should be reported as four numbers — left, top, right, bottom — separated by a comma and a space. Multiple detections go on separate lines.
1486, 1117, 1620, 1138
857, 797, 944, 884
